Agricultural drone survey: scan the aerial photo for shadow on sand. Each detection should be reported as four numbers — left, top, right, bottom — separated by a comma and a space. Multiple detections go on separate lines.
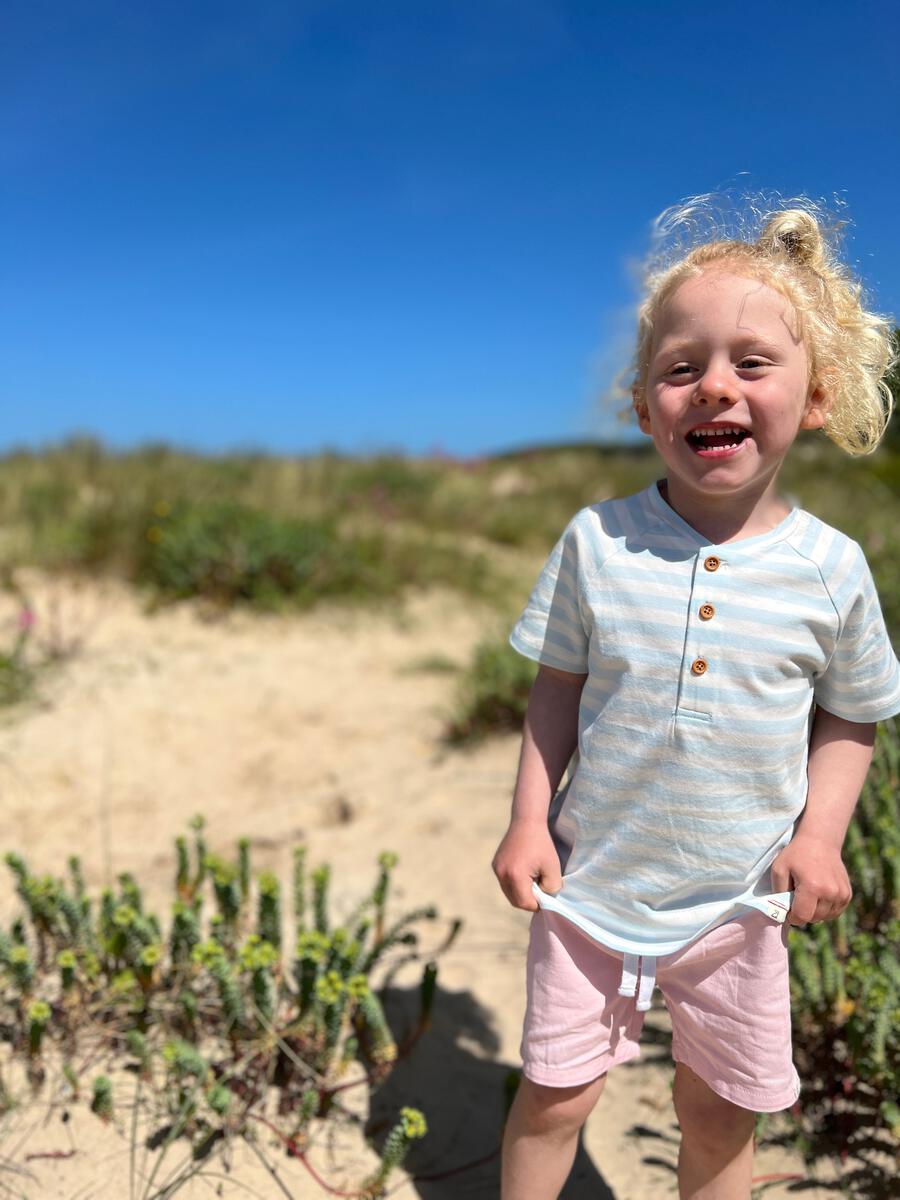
367, 982, 616, 1199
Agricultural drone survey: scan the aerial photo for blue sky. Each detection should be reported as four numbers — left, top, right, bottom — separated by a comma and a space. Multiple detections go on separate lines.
3, 0, 899, 458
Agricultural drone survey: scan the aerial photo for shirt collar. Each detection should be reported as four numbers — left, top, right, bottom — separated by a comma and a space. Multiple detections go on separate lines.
642, 480, 801, 556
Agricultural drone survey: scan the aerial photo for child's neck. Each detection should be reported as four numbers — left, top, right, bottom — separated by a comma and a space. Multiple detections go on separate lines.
658, 478, 793, 545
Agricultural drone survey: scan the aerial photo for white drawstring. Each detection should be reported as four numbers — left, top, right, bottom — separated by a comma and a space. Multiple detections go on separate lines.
636, 956, 656, 1011
618, 953, 658, 1010
618, 953, 640, 998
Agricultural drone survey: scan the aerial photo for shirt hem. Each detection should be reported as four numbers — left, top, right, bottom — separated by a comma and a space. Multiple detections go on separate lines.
532, 887, 745, 958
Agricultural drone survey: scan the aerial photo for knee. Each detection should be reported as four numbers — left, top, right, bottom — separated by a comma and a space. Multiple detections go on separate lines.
673, 1067, 755, 1153
511, 1075, 605, 1141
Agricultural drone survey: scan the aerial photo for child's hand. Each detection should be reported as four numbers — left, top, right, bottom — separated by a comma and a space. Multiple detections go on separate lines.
492, 821, 562, 912
770, 833, 853, 926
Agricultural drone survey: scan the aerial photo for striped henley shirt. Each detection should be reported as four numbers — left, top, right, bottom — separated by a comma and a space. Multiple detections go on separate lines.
511, 481, 900, 973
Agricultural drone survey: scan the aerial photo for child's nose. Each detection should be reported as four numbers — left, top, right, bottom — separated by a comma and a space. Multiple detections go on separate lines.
693, 365, 740, 405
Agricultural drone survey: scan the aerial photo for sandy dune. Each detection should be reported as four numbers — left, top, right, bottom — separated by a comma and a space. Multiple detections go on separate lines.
0, 578, 838, 1198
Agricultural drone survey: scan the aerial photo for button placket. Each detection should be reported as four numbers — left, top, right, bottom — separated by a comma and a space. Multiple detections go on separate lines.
678, 552, 724, 718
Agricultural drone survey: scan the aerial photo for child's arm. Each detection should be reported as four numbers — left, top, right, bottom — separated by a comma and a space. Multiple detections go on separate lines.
492, 663, 587, 911
770, 707, 876, 926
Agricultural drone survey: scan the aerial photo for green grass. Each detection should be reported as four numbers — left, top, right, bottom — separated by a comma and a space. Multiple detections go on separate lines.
444, 637, 537, 744
0, 434, 898, 624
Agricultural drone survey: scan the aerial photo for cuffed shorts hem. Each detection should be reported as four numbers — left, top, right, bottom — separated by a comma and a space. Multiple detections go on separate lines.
672, 1054, 802, 1113
522, 1044, 642, 1090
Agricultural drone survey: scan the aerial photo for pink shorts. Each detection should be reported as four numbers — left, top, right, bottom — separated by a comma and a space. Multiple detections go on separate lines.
522, 910, 800, 1112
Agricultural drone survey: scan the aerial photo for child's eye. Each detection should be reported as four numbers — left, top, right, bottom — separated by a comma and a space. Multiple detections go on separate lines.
738, 357, 766, 369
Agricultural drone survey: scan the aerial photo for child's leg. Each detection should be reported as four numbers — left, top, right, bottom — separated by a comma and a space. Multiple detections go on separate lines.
502, 1073, 607, 1200
672, 1063, 755, 1200
510, 911, 645, 1198
656, 913, 798, 1199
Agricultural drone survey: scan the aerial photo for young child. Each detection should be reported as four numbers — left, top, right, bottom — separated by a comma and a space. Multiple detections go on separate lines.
492, 201, 900, 1200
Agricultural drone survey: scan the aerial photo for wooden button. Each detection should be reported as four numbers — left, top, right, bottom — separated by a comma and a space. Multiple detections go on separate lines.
699, 604, 715, 620
690, 658, 708, 676
703, 555, 720, 572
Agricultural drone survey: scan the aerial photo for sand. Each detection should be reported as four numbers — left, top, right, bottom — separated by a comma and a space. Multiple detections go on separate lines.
0, 576, 841, 1198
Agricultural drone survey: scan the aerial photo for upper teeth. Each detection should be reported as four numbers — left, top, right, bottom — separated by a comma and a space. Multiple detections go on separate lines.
690, 426, 744, 437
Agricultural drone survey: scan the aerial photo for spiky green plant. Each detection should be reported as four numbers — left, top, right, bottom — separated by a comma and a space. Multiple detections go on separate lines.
190, 814, 208, 890
67, 856, 86, 903
126, 1028, 151, 1077
58, 948, 77, 992
257, 870, 282, 950
315, 970, 348, 1058
163, 1039, 208, 1083
295, 930, 328, 1016
209, 857, 242, 932
419, 961, 438, 1030
207, 1081, 231, 1117
787, 720, 900, 1174
0, 820, 452, 1195
292, 845, 307, 932
27, 1000, 51, 1055
311, 864, 330, 936
240, 936, 278, 1028
175, 836, 190, 897
237, 837, 251, 902
372, 852, 397, 942
170, 900, 201, 965
354, 984, 397, 1067
117, 872, 143, 914
363, 1106, 427, 1197
298, 1086, 319, 1125
90, 1074, 114, 1122
8, 944, 34, 993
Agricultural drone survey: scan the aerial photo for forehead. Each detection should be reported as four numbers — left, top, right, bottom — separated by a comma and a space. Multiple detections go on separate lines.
654, 270, 803, 348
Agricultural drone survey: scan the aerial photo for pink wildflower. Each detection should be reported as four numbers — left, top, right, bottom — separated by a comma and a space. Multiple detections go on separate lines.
18, 608, 35, 631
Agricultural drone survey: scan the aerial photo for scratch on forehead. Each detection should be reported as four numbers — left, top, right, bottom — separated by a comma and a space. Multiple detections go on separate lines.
696, 273, 804, 347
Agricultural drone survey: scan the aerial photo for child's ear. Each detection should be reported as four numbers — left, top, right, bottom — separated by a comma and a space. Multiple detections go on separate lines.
632, 388, 652, 435
800, 383, 832, 431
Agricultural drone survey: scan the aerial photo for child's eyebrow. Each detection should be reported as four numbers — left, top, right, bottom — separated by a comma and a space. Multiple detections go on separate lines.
653, 336, 785, 360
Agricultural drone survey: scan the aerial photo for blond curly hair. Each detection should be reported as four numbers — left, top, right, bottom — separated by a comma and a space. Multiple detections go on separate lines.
630, 200, 896, 455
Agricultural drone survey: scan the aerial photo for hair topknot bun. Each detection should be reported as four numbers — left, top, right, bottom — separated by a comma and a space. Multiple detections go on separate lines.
629, 190, 896, 455
759, 209, 827, 271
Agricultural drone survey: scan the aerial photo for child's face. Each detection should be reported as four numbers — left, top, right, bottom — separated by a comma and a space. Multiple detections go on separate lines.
638, 270, 829, 518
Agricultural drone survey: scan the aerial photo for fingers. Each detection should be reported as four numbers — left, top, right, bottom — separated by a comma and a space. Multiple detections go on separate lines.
788, 882, 853, 927
502, 877, 540, 912
810, 890, 852, 923
771, 846, 853, 927
492, 825, 563, 912
491, 851, 535, 911
788, 884, 817, 927
492, 855, 561, 912
497, 866, 558, 911
540, 866, 562, 896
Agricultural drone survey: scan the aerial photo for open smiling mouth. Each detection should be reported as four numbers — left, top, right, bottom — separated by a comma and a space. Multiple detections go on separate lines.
686, 426, 751, 457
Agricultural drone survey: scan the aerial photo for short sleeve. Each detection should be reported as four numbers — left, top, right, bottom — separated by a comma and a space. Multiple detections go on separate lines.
814, 544, 900, 722
509, 515, 590, 674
